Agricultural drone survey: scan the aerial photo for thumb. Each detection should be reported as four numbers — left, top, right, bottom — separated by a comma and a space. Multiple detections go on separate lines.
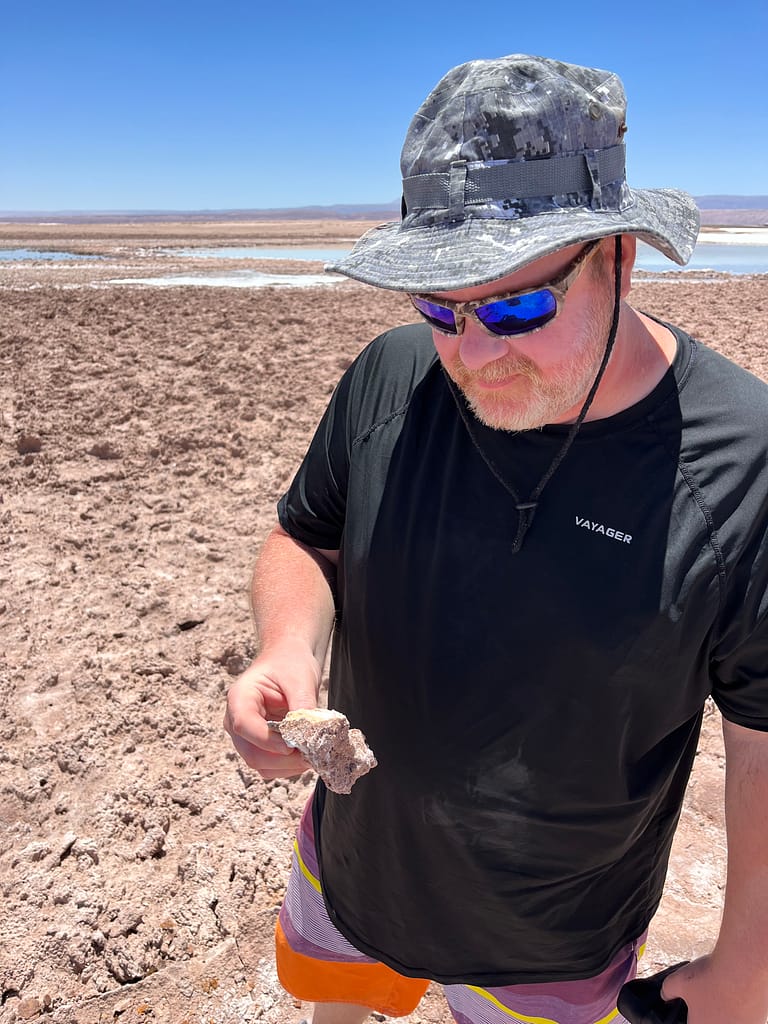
285, 684, 320, 713
660, 962, 690, 1002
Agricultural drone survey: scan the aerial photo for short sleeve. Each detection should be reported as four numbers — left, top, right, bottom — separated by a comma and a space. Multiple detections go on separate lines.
277, 365, 355, 551
710, 545, 768, 731
710, 618, 768, 731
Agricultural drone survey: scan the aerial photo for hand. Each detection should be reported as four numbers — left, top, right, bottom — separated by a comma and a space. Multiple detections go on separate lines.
223, 641, 320, 780
661, 955, 768, 1024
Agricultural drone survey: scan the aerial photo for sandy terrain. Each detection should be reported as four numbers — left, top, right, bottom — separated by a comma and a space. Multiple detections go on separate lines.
2, 223, 767, 1023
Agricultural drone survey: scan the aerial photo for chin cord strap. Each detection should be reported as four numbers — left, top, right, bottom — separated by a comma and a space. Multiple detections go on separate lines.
447, 235, 623, 554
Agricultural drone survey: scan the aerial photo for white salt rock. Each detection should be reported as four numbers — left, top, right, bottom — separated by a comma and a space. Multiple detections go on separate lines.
271, 709, 377, 794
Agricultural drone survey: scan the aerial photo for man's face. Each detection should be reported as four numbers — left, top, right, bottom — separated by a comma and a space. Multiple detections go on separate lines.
430, 241, 614, 431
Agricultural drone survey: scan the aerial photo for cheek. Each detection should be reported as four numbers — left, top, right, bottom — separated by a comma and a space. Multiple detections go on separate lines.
431, 331, 460, 364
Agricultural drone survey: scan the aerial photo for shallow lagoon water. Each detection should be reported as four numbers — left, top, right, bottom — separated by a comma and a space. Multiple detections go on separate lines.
162, 246, 349, 262
0, 248, 103, 262
124, 242, 768, 286
3, 240, 767, 287
636, 241, 768, 275
106, 270, 344, 288
161, 242, 768, 276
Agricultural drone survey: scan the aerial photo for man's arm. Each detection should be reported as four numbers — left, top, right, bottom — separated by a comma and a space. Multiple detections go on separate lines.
662, 718, 768, 1024
223, 523, 339, 780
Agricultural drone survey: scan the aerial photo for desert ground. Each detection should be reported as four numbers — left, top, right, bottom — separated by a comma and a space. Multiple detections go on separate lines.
1, 221, 767, 1023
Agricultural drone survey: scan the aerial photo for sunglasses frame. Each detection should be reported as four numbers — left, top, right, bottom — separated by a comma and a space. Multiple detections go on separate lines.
408, 239, 604, 339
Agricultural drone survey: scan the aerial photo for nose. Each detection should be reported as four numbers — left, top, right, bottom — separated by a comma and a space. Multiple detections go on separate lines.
458, 322, 511, 371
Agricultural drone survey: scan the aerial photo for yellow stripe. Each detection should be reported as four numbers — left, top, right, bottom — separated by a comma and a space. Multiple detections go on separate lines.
637, 942, 647, 960
593, 1008, 620, 1024
467, 987, 625, 1024
293, 838, 322, 893
466, 986, 561, 1024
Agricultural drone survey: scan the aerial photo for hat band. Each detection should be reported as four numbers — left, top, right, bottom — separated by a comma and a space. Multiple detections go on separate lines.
402, 144, 626, 213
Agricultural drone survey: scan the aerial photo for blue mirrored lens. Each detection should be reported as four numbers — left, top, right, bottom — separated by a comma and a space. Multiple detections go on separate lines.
476, 289, 558, 335
412, 297, 459, 333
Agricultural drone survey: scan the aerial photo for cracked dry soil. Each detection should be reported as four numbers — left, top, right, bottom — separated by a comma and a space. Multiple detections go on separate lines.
2, 227, 767, 1023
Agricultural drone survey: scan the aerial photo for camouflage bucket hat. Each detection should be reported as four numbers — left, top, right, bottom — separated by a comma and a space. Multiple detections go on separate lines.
327, 55, 700, 292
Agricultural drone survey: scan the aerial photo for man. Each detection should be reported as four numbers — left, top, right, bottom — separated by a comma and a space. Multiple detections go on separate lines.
225, 55, 768, 1024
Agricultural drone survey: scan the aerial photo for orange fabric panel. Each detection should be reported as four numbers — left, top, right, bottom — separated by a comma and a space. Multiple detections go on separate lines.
275, 918, 429, 1018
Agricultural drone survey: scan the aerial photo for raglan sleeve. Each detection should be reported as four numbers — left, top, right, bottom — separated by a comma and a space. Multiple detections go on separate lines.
276, 360, 357, 551
683, 349, 768, 731
276, 323, 432, 551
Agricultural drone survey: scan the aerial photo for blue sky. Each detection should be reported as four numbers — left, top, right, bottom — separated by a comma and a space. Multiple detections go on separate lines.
2, 0, 766, 212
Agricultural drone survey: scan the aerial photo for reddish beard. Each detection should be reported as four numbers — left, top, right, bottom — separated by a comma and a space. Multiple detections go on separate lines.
436, 259, 616, 431
448, 352, 542, 390
441, 320, 609, 431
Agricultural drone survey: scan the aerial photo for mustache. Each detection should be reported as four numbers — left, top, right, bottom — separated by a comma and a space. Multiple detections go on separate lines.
449, 353, 541, 387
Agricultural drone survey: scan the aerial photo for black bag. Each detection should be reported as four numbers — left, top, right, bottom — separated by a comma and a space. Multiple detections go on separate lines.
617, 962, 689, 1024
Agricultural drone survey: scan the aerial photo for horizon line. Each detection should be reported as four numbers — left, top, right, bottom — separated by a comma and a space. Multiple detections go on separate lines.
2, 194, 768, 219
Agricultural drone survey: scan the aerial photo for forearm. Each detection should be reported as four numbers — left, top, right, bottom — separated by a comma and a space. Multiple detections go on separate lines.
661, 719, 768, 1023
223, 525, 338, 776
251, 524, 337, 675
711, 720, 768, 1000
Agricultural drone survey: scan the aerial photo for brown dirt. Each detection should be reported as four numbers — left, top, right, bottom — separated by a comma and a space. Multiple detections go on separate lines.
2, 224, 766, 1023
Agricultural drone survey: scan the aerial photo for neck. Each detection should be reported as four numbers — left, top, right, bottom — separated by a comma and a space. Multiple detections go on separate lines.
561, 302, 677, 424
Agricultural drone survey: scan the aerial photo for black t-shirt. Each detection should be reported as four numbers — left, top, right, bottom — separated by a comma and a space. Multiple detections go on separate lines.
278, 322, 768, 985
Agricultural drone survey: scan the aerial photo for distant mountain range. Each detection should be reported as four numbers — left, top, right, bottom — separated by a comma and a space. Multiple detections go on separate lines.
1, 197, 767, 226
695, 196, 768, 210
695, 196, 768, 226
0, 203, 402, 224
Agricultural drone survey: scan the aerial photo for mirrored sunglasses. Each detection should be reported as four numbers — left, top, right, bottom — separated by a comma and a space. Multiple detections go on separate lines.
408, 240, 603, 338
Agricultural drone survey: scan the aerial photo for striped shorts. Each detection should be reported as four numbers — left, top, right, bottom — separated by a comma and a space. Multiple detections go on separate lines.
276, 799, 645, 1024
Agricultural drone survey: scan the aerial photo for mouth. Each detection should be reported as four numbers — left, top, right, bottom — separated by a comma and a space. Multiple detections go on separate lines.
473, 375, 523, 392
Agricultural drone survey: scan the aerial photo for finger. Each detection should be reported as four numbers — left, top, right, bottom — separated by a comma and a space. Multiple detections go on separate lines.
228, 732, 310, 775
224, 699, 292, 754
258, 766, 314, 781
660, 978, 680, 1002
660, 964, 689, 1002
255, 753, 312, 778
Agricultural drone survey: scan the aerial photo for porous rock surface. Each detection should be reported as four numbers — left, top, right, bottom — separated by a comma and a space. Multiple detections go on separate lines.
271, 709, 377, 794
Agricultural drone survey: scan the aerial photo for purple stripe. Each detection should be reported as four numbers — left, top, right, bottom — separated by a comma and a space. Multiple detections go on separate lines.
443, 933, 645, 1024
280, 901, 376, 964
298, 797, 320, 876
450, 1010, 474, 1024
281, 802, 379, 965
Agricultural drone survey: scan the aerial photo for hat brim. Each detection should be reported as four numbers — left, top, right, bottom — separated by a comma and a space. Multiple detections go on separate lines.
326, 188, 700, 292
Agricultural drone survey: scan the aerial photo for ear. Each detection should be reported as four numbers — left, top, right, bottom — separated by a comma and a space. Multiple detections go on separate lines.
618, 234, 636, 298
